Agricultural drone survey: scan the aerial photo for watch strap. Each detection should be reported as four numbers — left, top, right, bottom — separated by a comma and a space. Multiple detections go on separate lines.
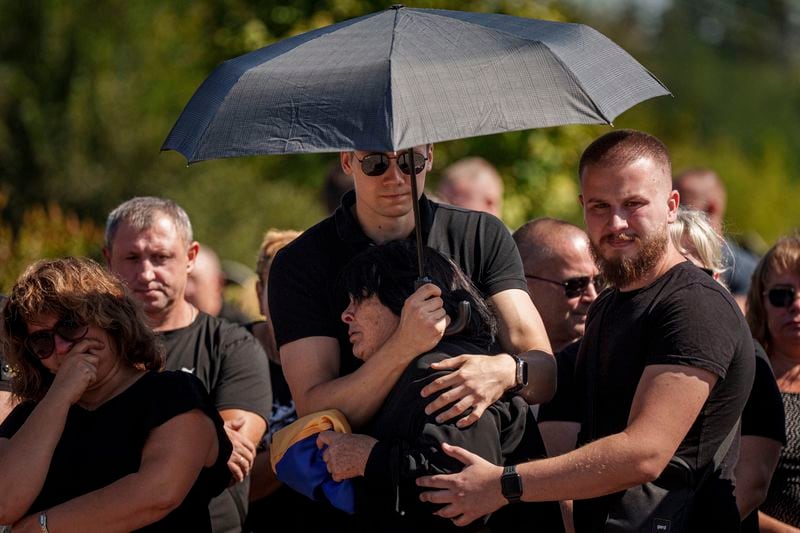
507, 354, 528, 394
501, 464, 523, 503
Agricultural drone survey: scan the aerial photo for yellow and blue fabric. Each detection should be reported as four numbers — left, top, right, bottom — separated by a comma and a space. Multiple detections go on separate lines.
270, 409, 355, 514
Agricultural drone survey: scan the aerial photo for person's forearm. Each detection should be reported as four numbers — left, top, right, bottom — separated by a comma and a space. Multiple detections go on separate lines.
735, 437, 783, 519
518, 349, 556, 404
33, 472, 186, 533
490, 293, 555, 404
560, 499, 575, 533
0, 395, 69, 523
758, 510, 800, 532
735, 476, 769, 519
301, 335, 420, 429
518, 431, 664, 503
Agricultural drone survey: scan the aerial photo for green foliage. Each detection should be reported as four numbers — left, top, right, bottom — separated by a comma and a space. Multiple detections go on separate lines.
0, 0, 797, 280
0, 191, 103, 292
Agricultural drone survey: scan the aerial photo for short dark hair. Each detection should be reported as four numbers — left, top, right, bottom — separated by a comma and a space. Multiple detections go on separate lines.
340, 241, 496, 348
3, 257, 164, 402
578, 129, 671, 182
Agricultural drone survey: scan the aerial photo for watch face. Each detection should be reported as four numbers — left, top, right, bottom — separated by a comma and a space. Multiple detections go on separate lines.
501, 467, 523, 500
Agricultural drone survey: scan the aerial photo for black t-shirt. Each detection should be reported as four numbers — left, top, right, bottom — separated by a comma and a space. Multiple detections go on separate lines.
741, 342, 786, 443
538, 340, 581, 424
0, 371, 232, 532
573, 262, 755, 533
158, 312, 272, 533
740, 342, 788, 533
269, 190, 526, 376
358, 338, 562, 532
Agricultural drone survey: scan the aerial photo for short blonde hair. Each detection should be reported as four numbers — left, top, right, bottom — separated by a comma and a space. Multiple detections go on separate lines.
255, 229, 302, 281
669, 207, 726, 277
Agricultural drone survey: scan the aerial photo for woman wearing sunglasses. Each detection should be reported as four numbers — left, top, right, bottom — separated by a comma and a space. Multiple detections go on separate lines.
0, 258, 232, 532
746, 234, 800, 531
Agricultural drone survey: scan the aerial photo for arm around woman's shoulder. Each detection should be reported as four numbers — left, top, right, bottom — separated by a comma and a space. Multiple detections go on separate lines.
13, 409, 221, 533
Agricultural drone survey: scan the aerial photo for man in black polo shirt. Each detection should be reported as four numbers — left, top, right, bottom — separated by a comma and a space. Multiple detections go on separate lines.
269, 144, 554, 438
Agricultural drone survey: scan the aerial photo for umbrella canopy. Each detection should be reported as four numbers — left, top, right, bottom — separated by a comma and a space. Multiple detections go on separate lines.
162, 5, 669, 163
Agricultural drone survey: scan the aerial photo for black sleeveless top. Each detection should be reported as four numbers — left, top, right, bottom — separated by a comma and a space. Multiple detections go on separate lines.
0, 371, 232, 532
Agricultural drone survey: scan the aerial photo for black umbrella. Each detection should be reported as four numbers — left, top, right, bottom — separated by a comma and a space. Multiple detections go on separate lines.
162, 5, 670, 327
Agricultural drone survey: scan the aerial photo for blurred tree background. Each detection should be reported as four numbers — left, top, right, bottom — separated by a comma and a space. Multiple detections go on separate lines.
1, 0, 798, 291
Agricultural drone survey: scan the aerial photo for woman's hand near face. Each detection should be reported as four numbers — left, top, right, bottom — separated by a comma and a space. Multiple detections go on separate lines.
48, 339, 104, 405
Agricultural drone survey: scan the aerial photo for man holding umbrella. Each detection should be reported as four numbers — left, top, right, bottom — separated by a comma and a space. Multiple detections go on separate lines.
268, 143, 555, 435
161, 10, 672, 524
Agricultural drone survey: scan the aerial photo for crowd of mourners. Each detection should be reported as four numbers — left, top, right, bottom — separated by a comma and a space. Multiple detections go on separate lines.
0, 129, 798, 533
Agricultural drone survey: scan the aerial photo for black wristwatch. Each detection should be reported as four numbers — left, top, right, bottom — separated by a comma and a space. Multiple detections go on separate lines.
508, 354, 528, 394
501, 465, 523, 503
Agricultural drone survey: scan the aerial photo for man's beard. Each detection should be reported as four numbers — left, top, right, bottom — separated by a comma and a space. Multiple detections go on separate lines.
590, 227, 668, 288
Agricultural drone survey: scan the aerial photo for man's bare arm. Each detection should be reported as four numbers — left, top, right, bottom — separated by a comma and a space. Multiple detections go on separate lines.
418, 364, 717, 526
489, 288, 555, 403
734, 436, 782, 519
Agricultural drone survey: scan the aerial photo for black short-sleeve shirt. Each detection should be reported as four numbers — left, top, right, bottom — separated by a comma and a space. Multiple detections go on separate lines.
573, 262, 755, 532
158, 312, 272, 420
741, 341, 786, 443
0, 371, 232, 532
537, 340, 581, 424
158, 312, 272, 533
268, 191, 526, 374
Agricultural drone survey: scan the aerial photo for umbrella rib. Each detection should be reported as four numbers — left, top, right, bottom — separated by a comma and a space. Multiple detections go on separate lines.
536, 42, 613, 125
385, 7, 402, 148
420, 11, 614, 124
416, 10, 668, 124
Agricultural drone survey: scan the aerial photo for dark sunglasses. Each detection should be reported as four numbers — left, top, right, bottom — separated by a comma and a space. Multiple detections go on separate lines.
765, 286, 800, 308
25, 317, 89, 360
525, 274, 605, 298
354, 152, 428, 177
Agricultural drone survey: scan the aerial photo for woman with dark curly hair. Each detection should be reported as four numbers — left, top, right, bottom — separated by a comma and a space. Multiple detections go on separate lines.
313, 240, 561, 532
0, 258, 231, 532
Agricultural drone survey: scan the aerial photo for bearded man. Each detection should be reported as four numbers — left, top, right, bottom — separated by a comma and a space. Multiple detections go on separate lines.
417, 130, 755, 533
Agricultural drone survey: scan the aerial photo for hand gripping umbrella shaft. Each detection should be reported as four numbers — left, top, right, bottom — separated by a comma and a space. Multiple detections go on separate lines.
410, 157, 469, 337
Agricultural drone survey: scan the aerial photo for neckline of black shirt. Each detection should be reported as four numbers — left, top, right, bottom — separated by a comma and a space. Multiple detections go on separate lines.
334, 189, 435, 247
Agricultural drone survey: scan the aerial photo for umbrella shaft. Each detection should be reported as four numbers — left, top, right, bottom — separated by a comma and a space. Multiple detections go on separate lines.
408, 148, 425, 280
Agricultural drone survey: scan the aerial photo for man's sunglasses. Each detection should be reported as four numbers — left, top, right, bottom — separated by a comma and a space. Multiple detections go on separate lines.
354, 152, 428, 177
765, 286, 800, 309
25, 317, 89, 360
525, 274, 605, 298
